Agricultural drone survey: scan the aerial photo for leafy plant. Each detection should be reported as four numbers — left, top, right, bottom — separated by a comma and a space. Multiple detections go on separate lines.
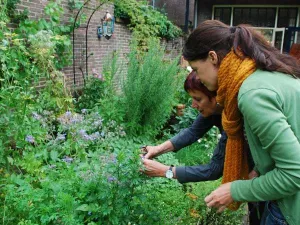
75, 52, 121, 110
175, 126, 219, 166
122, 40, 179, 137
114, 0, 182, 49
6, 0, 28, 23
171, 103, 199, 134
185, 181, 246, 225
0, 1, 246, 224
173, 67, 191, 105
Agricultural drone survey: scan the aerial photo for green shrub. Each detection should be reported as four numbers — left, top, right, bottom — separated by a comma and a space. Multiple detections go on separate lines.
122, 40, 179, 137
75, 52, 121, 110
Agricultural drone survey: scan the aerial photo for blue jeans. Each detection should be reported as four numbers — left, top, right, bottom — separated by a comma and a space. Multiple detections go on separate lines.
260, 201, 288, 225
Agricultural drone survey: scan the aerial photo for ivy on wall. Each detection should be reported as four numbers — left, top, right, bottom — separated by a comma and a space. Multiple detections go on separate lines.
114, 0, 182, 49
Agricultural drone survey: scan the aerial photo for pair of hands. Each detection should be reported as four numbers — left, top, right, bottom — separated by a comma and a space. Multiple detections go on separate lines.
140, 146, 170, 177
141, 145, 233, 212
140, 145, 259, 213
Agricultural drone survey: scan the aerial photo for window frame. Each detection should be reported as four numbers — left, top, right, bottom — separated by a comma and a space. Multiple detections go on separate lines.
212, 5, 300, 51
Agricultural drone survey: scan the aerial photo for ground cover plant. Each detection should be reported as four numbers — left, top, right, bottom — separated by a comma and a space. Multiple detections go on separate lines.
0, 0, 246, 224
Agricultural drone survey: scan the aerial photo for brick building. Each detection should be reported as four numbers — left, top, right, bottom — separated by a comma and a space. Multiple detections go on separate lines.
15, 0, 183, 88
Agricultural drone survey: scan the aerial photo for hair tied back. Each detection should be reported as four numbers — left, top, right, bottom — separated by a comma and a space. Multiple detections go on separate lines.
230, 26, 236, 34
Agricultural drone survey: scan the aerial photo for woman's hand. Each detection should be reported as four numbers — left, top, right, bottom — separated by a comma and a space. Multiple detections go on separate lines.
141, 158, 169, 177
141, 146, 161, 159
141, 141, 174, 159
249, 169, 259, 179
204, 182, 234, 213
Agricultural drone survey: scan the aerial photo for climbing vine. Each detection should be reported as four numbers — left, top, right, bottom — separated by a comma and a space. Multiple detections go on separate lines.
114, 0, 182, 49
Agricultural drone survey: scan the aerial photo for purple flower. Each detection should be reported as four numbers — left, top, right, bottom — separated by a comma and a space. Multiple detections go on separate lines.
42, 110, 51, 116
119, 131, 126, 137
82, 134, 91, 141
32, 112, 41, 120
110, 154, 117, 164
107, 176, 117, 182
93, 119, 103, 127
70, 118, 80, 123
65, 111, 72, 118
92, 68, 104, 81
79, 129, 86, 136
56, 133, 66, 141
25, 135, 35, 143
62, 156, 73, 163
81, 108, 87, 114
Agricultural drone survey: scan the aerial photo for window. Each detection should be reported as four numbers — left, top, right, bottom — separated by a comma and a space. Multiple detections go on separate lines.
277, 8, 298, 27
233, 8, 276, 27
214, 7, 231, 25
212, 6, 300, 53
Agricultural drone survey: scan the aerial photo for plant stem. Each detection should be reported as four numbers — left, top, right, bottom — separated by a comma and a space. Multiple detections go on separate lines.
2, 195, 6, 225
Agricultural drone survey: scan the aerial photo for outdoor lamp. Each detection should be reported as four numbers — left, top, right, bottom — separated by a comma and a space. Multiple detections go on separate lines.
97, 26, 102, 38
99, 11, 114, 40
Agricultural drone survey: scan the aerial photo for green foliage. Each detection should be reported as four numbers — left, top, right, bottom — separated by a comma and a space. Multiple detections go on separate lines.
114, 0, 182, 49
6, 0, 28, 23
184, 181, 246, 224
173, 68, 191, 105
75, 52, 121, 110
175, 126, 220, 166
75, 76, 107, 110
122, 41, 179, 137
171, 104, 198, 133
0, 0, 73, 167
95, 95, 125, 125
14, 0, 72, 69
1, 139, 194, 225
0, 2, 245, 224
172, 105, 220, 165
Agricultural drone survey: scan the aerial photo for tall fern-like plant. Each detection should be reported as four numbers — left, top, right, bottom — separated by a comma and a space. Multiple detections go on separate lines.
123, 40, 179, 137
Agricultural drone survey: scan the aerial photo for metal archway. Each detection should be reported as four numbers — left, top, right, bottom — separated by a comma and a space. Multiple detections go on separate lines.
72, 0, 106, 86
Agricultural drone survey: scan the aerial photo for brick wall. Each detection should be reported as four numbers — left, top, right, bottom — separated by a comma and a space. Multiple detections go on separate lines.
15, 0, 184, 89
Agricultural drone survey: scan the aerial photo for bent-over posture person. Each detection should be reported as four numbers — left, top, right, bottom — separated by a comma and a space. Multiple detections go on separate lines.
141, 71, 263, 224
183, 19, 300, 225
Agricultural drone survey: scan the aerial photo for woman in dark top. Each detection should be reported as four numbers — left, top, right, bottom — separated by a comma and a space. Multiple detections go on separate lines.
141, 71, 263, 224
141, 70, 225, 182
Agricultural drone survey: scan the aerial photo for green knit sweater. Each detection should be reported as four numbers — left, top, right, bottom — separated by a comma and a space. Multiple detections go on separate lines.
231, 70, 300, 225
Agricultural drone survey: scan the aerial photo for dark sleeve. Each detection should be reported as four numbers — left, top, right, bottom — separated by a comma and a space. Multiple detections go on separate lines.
170, 114, 215, 151
175, 131, 227, 183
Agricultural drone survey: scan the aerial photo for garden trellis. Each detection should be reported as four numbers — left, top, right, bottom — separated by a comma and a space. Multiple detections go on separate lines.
72, 0, 107, 86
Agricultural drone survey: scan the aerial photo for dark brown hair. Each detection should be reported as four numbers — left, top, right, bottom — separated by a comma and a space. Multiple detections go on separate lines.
183, 20, 300, 78
184, 71, 216, 99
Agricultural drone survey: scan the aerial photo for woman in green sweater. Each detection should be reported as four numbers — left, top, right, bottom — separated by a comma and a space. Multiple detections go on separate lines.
183, 20, 300, 225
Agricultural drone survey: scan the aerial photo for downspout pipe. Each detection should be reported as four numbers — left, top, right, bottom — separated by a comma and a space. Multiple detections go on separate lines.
184, 0, 190, 33
193, 0, 198, 29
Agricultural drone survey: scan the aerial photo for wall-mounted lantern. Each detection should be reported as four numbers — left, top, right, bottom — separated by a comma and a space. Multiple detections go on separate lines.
97, 10, 114, 40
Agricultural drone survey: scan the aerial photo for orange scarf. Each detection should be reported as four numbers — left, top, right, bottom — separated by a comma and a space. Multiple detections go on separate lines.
217, 50, 256, 210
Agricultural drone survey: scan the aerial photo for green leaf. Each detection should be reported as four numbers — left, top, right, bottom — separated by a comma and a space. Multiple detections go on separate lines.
76, 204, 90, 211
50, 150, 58, 161
7, 156, 14, 165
